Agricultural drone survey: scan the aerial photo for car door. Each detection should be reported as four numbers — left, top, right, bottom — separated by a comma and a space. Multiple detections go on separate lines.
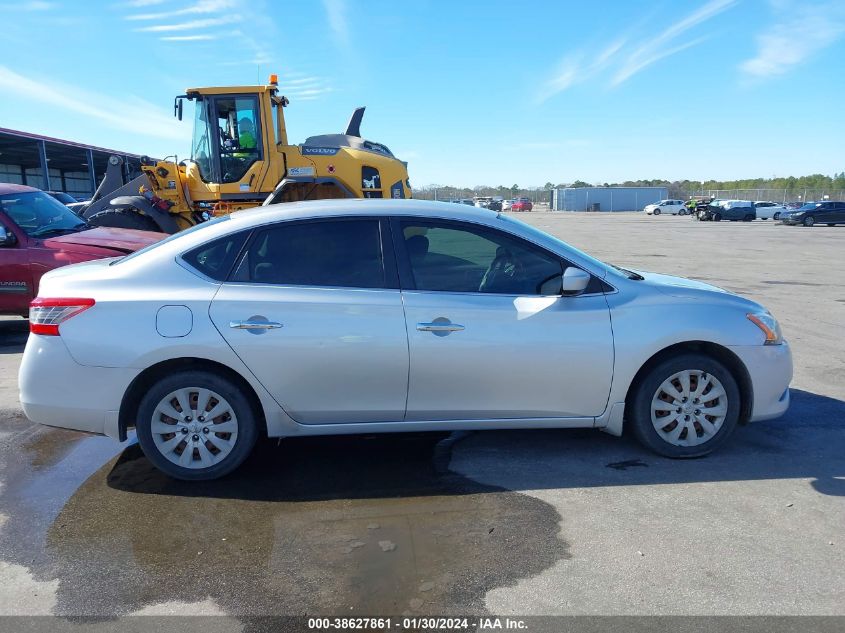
0, 213, 32, 315
208, 217, 410, 424
394, 217, 614, 421
832, 202, 845, 223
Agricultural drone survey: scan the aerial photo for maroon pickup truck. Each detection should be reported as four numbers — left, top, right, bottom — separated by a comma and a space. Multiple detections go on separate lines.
0, 184, 165, 317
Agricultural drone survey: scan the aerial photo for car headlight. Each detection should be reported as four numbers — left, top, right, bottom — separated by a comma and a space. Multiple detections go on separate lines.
747, 312, 783, 345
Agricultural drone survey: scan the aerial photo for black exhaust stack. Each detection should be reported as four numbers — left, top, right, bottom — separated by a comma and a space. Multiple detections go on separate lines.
345, 107, 365, 137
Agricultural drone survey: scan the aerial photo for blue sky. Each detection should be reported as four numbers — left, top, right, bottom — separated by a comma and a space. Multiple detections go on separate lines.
1, 0, 843, 188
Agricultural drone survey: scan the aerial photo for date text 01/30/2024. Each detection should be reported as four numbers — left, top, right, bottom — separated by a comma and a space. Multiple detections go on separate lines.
307, 617, 528, 630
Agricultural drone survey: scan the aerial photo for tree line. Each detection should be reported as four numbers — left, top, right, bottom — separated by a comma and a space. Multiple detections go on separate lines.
413, 173, 845, 202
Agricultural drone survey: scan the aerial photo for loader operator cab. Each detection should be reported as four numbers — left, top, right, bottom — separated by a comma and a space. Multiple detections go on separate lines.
190, 93, 263, 185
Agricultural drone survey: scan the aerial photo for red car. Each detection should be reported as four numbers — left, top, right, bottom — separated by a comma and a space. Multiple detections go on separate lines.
0, 184, 166, 316
511, 197, 533, 212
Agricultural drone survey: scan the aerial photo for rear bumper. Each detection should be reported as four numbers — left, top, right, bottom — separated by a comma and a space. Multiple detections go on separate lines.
19, 334, 137, 439
728, 342, 793, 422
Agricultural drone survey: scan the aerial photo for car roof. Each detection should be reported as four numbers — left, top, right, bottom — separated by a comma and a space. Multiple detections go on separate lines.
0, 183, 39, 195
230, 199, 500, 229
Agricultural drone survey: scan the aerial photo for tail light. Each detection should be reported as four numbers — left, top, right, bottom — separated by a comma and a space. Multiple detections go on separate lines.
29, 298, 95, 336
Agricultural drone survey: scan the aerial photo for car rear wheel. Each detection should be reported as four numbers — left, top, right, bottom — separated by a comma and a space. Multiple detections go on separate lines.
628, 353, 740, 458
679, 209, 687, 215
136, 370, 258, 480
803, 216, 815, 227
744, 214, 754, 222
773, 212, 781, 220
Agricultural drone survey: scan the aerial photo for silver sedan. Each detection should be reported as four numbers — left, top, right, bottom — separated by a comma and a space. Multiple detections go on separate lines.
19, 200, 792, 480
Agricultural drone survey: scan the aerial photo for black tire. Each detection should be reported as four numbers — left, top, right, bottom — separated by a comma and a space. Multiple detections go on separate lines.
653, 209, 661, 215
713, 212, 722, 222
803, 216, 815, 227
628, 353, 741, 458
87, 207, 160, 232
679, 209, 687, 216
773, 212, 780, 220
744, 214, 754, 222
136, 370, 259, 480
827, 224, 835, 227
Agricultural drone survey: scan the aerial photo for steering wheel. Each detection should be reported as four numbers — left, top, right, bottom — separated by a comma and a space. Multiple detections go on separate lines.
479, 248, 524, 293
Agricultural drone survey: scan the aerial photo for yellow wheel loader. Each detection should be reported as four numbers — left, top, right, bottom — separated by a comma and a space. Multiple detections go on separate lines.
80, 75, 411, 233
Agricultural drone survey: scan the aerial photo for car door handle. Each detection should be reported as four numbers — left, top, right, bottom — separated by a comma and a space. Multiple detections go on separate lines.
416, 322, 465, 332
229, 320, 283, 330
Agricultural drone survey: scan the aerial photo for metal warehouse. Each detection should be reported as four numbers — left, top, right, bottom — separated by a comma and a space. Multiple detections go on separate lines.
551, 186, 668, 212
0, 128, 142, 199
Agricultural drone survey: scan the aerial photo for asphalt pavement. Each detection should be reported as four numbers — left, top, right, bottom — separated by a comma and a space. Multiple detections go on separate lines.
0, 212, 842, 623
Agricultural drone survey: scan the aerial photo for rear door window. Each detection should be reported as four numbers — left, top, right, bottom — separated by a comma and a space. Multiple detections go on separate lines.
233, 218, 388, 288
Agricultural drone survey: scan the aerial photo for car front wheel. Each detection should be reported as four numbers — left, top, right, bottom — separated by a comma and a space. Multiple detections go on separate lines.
803, 216, 815, 227
773, 212, 781, 220
136, 370, 259, 480
628, 353, 740, 458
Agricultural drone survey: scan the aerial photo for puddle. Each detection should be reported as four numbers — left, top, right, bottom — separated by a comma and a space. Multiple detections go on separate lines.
0, 428, 569, 617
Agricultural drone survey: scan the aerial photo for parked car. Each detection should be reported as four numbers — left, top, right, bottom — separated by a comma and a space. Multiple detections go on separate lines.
0, 183, 165, 316
753, 201, 786, 220
45, 191, 79, 206
779, 201, 845, 227
20, 199, 792, 480
473, 196, 493, 209
698, 200, 756, 222
511, 197, 533, 212
501, 199, 514, 211
644, 200, 687, 215
488, 197, 503, 212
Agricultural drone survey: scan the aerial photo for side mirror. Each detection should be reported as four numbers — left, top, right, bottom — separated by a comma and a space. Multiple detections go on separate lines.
0, 225, 17, 247
174, 97, 184, 121
561, 267, 591, 296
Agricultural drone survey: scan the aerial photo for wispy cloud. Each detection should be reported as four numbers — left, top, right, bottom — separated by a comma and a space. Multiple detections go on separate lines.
126, 0, 236, 21
0, 65, 183, 142
611, 0, 736, 85
536, 39, 625, 103
159, 34, 218, 41
0, 0, 53, 9
322, 0, 350, 48
134, 15, 240, 32
281, 73, 335, 101
740, 1, 845, 77
537, 0, 736, 102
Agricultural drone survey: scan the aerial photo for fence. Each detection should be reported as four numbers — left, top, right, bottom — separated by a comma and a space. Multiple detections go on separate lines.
670, 188, 845, 203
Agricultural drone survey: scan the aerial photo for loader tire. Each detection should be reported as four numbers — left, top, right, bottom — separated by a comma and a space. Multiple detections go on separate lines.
87, 208, 160, 232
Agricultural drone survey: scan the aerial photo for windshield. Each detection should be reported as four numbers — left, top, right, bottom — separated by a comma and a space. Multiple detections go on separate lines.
191, 99, 213, 181
797, 203, 821, 211
0, 191, 87, 237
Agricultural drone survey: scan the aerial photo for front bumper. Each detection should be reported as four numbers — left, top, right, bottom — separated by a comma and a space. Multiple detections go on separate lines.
728, 341, 793, 422
19, 334, 138, 439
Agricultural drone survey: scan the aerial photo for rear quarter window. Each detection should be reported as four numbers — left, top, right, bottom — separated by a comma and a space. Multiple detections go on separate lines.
182, 230, 250, 281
